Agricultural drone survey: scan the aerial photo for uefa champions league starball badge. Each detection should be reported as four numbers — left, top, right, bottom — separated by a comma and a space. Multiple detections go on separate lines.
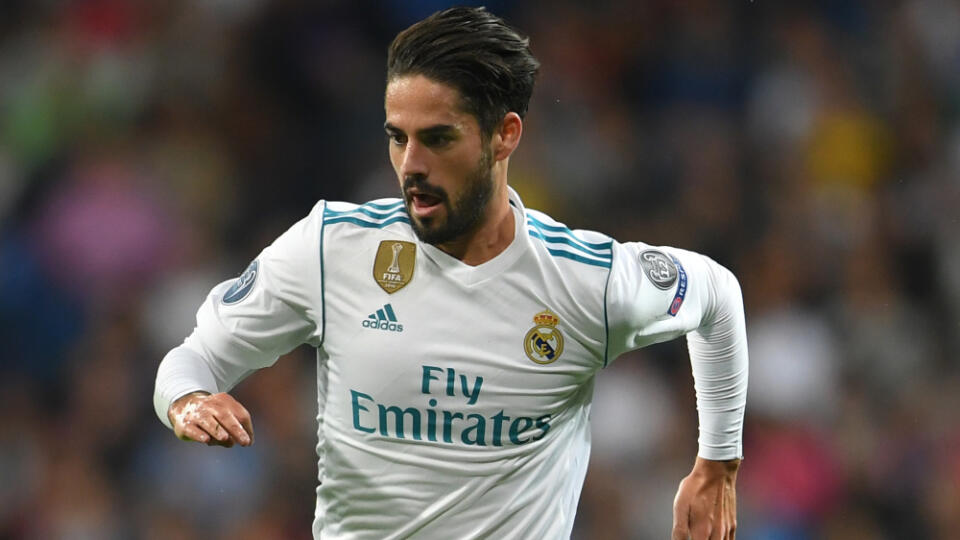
524, 309, 564, 365
222, 260, 259, 305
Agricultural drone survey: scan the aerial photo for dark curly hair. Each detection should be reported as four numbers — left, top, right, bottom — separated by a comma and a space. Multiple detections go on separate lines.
387, 7, 540, 139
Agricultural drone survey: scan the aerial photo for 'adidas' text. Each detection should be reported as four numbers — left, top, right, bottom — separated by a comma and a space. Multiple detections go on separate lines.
362, 304, 404, 333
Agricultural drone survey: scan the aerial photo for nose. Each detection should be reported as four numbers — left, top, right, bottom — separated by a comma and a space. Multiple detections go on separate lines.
399, 140, 429, 179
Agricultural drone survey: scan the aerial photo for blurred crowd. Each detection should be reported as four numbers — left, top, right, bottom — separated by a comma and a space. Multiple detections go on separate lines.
1, 1, 958, 539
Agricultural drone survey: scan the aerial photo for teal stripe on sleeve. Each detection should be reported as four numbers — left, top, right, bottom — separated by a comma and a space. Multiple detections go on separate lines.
538, 243, 612, 268
525, 215, 613, 251
527, 228, 613, 261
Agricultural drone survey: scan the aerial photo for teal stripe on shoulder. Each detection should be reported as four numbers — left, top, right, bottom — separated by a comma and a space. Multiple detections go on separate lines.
324, 201, 405, 219
526, 214, 613, 251
324, 214, 411, 228
527, 228, 613, 261
526, 218, 612, 263
364, 200, 405, 211
542, 245, 612, 268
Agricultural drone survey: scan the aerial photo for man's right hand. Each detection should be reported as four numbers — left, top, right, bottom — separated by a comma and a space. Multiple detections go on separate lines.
168, 391, 254, 447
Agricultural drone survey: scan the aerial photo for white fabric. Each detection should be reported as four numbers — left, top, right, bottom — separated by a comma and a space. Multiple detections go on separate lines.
154, 187, 748, 539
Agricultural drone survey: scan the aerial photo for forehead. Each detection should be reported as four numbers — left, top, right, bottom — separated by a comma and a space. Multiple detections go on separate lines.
384, 75, 477, 132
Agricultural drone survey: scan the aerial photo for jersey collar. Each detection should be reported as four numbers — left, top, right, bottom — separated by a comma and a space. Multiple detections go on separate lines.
417, 186, 528, 287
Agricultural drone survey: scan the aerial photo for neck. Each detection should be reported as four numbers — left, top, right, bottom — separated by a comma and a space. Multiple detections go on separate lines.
436, 179, 514, 266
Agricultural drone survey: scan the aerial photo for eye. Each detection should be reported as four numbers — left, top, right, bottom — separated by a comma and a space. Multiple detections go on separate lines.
387, 132, 407, 147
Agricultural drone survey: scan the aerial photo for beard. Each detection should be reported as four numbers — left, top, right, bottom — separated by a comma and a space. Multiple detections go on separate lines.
402, 149, 494, 246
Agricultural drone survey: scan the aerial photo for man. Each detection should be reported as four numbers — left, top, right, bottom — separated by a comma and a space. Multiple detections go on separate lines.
154, 7, 747, 539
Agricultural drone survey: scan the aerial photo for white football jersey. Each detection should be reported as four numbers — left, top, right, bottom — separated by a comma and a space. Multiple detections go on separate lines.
154, 187, 748, 539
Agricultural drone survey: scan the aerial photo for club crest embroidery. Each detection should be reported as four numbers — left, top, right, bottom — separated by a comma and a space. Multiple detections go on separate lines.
373, 240, 416, 293
524, 309, 565, 365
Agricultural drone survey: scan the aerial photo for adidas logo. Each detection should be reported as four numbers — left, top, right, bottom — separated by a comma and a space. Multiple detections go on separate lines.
361, 303, 404, 332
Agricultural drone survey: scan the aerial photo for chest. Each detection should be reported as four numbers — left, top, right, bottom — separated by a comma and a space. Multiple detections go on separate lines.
319, 239, 606, 422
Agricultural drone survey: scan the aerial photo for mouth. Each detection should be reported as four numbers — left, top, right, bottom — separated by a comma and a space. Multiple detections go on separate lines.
407, 189, 445, 218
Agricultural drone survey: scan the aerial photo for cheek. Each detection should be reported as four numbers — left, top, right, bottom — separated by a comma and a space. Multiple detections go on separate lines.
388, 147, 403, 177
439, 151, 477, 180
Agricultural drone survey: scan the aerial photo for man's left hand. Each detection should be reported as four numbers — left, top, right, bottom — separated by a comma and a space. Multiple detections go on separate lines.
671, 456, 740, 540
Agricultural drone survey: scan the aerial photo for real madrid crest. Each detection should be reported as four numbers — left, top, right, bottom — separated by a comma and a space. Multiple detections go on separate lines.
524, 309, 564, 365
373, 240, 416, 293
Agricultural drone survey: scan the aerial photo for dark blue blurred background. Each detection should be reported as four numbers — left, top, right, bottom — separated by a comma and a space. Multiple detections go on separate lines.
1, 1, 958, 538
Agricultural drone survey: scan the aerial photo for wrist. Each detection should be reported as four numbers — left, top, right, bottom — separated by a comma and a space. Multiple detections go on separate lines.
692, 456, 741, 477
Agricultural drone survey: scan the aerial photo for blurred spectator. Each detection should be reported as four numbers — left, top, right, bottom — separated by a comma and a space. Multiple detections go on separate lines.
0, 1, 957, 538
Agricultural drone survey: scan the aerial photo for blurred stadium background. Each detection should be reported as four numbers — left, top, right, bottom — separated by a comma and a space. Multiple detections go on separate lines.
1, 1, 958, 538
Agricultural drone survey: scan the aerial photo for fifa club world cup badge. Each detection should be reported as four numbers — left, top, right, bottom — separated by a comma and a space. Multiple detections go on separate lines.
373, 240, 416, 293
524, 309, 565, 365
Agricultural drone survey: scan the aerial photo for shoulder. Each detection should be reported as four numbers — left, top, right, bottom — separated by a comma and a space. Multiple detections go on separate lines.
320, 198, 417, 241
323, 198, 409, 229
523, 208, 614, 271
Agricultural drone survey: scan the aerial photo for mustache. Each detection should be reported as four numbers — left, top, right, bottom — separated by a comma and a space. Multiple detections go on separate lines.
402, 175, 448, 201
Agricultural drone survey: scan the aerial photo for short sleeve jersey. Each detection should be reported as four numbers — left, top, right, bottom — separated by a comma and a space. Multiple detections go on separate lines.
177, 187, 737, 539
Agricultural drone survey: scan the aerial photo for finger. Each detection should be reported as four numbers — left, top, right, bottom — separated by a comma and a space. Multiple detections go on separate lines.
686, 500, 714, 540
179, 424, 210, 444
234, 405, 255, 444
703, 503, 726, 540
727, 508, 737, 540
712, 487, 734, 540
215, 411, 252, 446
196, 416, 230, 443
728, 494, 737, 540
705, 505, 721, 540
202, 420, 234, 448
207, 435, 234, 448
691, 513, 712, 540
672, 503, 690, 540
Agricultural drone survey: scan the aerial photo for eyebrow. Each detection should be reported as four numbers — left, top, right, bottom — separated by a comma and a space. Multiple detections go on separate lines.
384, 122, 458, 137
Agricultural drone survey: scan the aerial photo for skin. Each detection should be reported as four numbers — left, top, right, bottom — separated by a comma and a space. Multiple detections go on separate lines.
168, 73, 740, 539
673, 457, 740, 540
383, 74, 521, 265
168, 391, 252, 448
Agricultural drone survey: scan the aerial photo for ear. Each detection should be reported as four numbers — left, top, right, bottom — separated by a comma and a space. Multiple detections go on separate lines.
492, 112, 523, 161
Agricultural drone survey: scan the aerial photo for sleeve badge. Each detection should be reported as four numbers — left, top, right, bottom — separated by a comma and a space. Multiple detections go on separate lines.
638, 250, 678, 290
222, 260, 259, 305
